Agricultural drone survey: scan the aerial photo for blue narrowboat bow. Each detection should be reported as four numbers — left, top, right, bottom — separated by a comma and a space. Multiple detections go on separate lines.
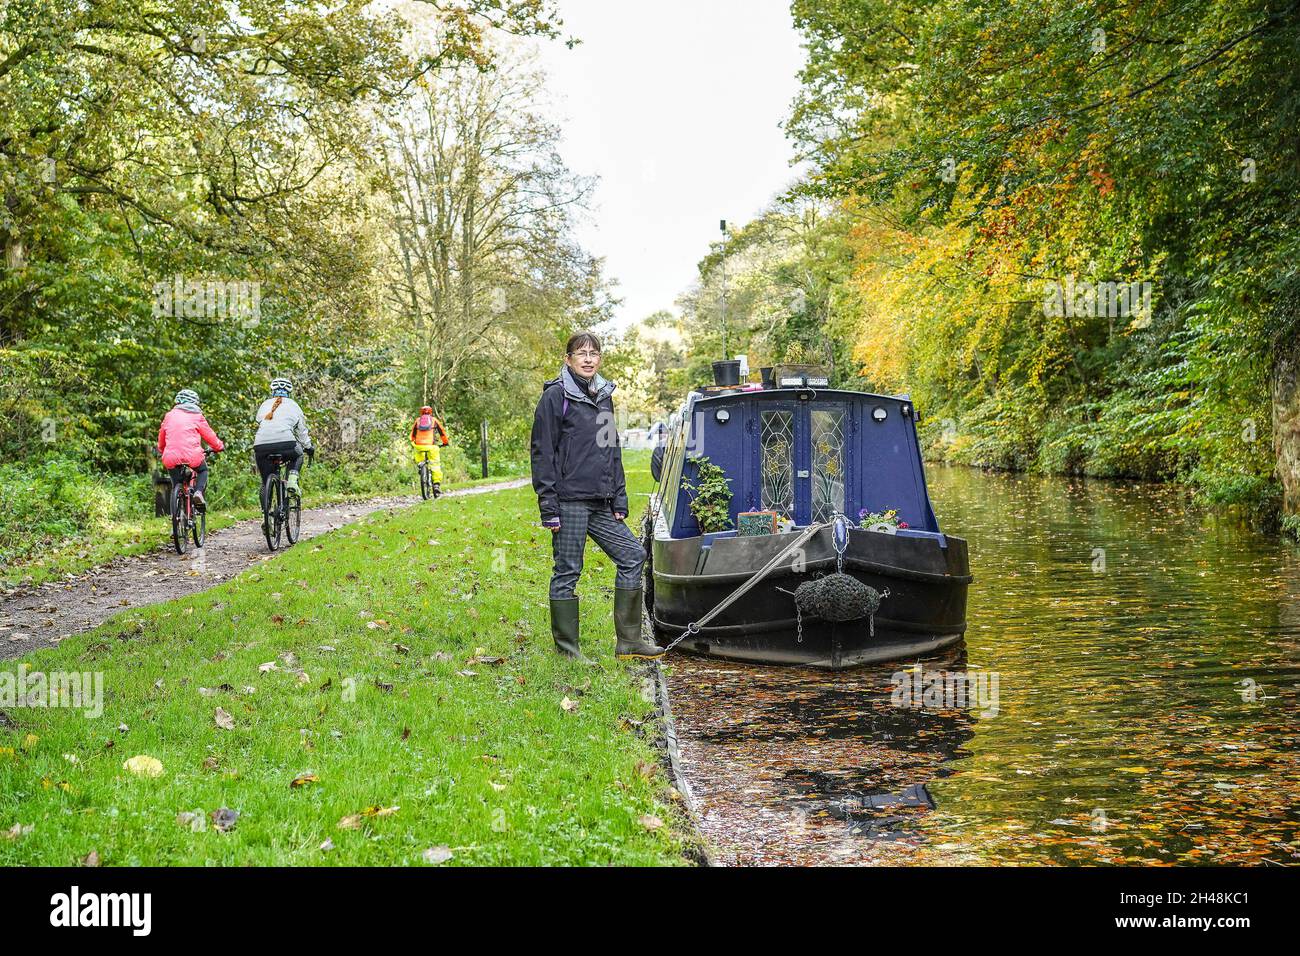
643, 375, 971, 669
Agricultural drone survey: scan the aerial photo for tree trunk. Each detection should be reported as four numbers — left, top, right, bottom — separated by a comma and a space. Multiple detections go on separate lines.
1272, 331, 1300, 525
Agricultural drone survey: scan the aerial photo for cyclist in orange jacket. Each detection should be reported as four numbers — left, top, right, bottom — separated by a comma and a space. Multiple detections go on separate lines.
410, 406, 450, 497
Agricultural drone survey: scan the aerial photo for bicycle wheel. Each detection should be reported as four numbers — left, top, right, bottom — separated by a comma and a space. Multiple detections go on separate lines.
419, 460, 432, 500
262, 473, 282, 551
192, 508, 206, 550
171, 484, 189, 555
285, 487, 301, 545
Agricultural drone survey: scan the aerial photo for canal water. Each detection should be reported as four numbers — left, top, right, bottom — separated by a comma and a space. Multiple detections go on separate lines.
665, 466, 1300, 865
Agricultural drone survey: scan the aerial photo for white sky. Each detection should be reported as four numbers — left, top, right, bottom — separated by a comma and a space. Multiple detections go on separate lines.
534, 0, 806, 329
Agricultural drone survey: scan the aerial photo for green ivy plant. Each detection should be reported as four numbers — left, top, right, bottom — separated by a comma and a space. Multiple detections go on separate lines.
682, 455, 734, 533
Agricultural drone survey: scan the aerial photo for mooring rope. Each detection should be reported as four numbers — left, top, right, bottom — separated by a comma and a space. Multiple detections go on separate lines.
662, 520, 830, 652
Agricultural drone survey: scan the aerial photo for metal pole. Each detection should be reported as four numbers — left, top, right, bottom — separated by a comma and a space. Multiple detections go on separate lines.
480, 419, 488, 478
719, 219, 728, 358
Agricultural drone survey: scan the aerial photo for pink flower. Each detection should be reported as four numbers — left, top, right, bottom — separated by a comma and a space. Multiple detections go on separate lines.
898, 521, 909, 529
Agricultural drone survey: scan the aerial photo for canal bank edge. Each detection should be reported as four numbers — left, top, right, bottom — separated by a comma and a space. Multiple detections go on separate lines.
650, 658, 716, 867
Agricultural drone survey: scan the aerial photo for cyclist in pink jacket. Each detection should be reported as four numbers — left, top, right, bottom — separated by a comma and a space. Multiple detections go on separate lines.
157, 388, 224, 511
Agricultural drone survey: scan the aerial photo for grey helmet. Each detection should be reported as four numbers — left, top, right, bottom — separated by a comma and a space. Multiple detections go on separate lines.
174, 388, 200, 407
270, 377, 293, 397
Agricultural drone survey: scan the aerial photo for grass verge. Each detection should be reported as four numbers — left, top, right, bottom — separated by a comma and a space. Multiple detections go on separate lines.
0, 453, 693, 865
0, 471, 523, 591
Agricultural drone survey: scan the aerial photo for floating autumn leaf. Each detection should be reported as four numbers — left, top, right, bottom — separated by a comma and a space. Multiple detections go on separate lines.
560, 696, 579, 713
290, 774, 319, 789
122, 755, 164, 778
422, 845, 453, 865
210, 808, 239, 833
214, 707, 235, 730
638, 814, 664, 831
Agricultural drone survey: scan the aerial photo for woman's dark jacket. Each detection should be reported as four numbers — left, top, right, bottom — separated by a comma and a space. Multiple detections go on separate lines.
530, 365, 628, 521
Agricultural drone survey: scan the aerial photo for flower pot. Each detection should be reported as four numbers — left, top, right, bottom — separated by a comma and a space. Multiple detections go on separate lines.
712, 360, 742, 387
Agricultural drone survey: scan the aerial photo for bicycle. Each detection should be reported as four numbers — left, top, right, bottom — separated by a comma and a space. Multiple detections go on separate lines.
417, 456, 434, 500
169, 453, 217, 554
261, 451, 310, 551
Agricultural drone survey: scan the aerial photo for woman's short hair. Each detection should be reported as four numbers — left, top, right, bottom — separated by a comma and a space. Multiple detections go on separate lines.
565, 331, 601, 355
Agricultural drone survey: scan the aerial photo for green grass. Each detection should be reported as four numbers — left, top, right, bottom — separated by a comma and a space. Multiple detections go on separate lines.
0, 452, 693, 865
0, 466, 522, 591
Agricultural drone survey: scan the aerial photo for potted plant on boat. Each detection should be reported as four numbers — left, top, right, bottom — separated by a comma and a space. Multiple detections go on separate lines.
682, 455, 734, 533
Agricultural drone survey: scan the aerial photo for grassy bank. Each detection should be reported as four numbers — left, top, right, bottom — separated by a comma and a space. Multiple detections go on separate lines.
0, 446, 516, 590
0, 452, 692, 865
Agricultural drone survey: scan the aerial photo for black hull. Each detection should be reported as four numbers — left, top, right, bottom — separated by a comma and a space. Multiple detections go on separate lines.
649, 524, 970, 670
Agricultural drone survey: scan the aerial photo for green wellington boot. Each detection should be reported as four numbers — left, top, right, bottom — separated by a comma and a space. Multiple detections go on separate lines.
613, 586, 666, 660
550, 598, 590, 663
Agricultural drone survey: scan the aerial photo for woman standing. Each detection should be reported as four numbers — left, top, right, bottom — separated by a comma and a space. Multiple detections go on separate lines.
530, 332, 665, 662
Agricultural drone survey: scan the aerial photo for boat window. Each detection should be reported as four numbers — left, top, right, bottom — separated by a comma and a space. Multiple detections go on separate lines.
760, 409, 795, 520
811, 407, 846, 523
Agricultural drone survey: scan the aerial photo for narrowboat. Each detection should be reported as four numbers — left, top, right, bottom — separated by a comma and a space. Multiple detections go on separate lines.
643, 367, 970, 669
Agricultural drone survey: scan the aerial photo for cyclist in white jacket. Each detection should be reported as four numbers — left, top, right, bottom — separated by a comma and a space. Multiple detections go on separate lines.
253, 377, 313, 495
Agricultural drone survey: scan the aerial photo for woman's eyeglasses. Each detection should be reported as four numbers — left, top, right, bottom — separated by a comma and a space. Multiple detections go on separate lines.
569, 350, 601, 360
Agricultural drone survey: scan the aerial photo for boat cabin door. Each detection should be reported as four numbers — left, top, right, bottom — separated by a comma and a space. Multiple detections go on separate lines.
756, 400, 852, 527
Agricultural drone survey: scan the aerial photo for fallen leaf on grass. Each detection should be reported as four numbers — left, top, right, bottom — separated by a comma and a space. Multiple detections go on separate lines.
3, 823, 33, 840
214, 707, 235, 730
122, 755, 164, 778
456, 670, 478, 678
637, 814, 664, 832
210, 808, 239, 833
319, 838, 334, 851
176, 811, 205, 832
466, 655, 505, 666
393, 643, 410, 655
258, 661, 278, 674
202, 756, 220, 771
560, 696, 579, 713
366, 620, 390, 631
422, 845, 453, 864
634, 760, 657, 781
290, 774, 319, 789
432, 651, 454, 663
80, 850, 100, 867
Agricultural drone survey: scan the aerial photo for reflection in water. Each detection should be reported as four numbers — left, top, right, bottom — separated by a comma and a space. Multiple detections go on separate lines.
666, 467, 1300, 865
